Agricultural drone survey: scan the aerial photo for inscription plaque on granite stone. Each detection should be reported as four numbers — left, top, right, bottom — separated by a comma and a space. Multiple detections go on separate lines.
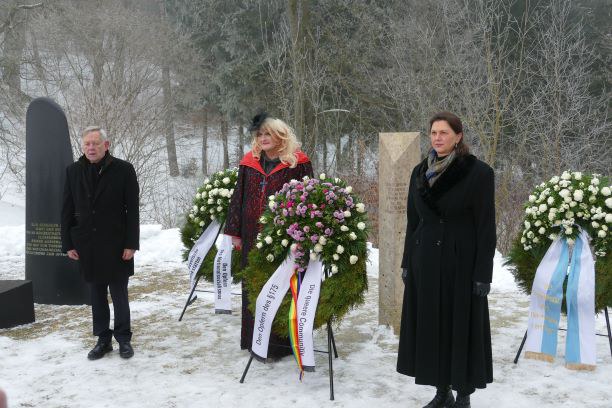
25, 97, 89, 305
378, 132, 420, 333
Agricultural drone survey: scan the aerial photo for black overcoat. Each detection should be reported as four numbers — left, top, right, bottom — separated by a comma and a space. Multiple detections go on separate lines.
397, 154, 495, 393
61, 154, 139, 284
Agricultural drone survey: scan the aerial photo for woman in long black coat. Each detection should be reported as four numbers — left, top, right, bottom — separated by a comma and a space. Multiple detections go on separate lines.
225, 113, 313, 358
397, 112, 495, 408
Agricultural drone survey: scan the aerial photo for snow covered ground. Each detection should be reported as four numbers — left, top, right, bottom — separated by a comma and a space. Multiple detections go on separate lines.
0, 203, 611, 408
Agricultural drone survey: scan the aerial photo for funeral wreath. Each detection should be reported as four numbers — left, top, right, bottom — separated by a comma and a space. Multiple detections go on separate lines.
180, 168, 242, 281
506, 171, 611, 311
240, 174, 370, 337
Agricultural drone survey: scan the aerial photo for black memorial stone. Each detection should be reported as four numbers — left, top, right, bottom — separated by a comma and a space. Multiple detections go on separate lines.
0, 280, 35, 329
25, 97, 90, 304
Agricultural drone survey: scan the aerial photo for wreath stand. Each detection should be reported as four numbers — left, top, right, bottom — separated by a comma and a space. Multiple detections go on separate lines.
239, 268, 340, 401
513, 307, 612, 364
178, 225, 242, 322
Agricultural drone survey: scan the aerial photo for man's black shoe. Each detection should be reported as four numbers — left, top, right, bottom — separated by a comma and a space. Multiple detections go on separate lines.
452, 394, 470, 408
119, 342, 134, 359
87, 340, 113, 360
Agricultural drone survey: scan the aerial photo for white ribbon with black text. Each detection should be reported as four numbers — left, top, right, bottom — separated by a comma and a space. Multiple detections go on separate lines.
187, 220, 222, 302
213, 234, 233, 314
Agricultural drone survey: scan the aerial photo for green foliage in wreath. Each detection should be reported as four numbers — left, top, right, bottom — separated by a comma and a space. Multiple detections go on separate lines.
180, 168, 243, 282
505, 171, 611, 312
240, 247, 368, 338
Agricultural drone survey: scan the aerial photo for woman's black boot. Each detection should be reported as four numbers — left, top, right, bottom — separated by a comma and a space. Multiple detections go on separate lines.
423, 386, 455, 408
452, 393, 471, 407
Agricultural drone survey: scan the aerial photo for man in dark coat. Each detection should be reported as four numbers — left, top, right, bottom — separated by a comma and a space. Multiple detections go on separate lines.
397, 112, 495, 408
61, 126, 139, 360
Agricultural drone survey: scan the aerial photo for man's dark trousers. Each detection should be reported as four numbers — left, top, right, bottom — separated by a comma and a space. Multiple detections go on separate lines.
90, 275, 131, 343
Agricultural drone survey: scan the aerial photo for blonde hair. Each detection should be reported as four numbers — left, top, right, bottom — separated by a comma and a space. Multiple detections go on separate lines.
251, 118, 301, 168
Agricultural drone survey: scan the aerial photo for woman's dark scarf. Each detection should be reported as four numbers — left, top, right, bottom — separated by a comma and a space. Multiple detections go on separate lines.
425, 149, 456, 186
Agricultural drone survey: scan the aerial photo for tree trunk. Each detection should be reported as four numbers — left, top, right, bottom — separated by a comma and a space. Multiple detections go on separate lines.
288, 0, 309, 144
237, 125, 246, 163
221, 118, 229, 170
201, 108, 208, 175
162, 64, 179, 176
2, 2, 27, 94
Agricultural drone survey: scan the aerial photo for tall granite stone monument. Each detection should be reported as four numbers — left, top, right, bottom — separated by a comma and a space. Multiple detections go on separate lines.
378, 132, 420, 333
25, 97, 89, 304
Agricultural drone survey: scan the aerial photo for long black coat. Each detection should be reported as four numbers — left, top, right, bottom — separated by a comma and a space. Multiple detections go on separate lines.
61, 154, 139, 284
397, 154, 495, 393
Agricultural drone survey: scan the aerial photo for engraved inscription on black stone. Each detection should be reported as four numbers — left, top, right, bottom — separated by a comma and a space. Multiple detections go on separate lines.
25, 97, 90, 305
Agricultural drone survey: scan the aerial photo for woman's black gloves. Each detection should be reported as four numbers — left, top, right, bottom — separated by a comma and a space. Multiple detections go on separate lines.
472, 281, 490, 297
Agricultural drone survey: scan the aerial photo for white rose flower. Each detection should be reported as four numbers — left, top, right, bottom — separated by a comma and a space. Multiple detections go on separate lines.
281, 239, 289, 247
569, 201, 577, 208
256, 242, 263, 249
201, 191, 207, 198
563, 196, 572, 203
573, 172, 582, 180
336, 245, 345, 254
357, 222, 366, 230
591, 178, 600, 186
533, 237, 540, 243
527, 231, 535, 238
214, 180, 220, 187
266, 254, 275, 262
349, 255, 358, 264
189, 214, 195, 219
565, 227, 573, 235
548, 213, 556, 221
606, 198, 612, 209
196, 193, 201, 199
223, 177, 230, 184
209, 209, 215, 214
319, 173, 326, 179
524, 221, 531, 229
559, 189, 570, 198
349, 232, 357, 240
602, 187, 611, 196
207, 198, 214, 204
547, 197, 554, 205
525, 207, 532, 215
589, 196, 597, 203
534, 220, 542, 227
210, 214, 216, 220
356, 203, 366, 213
539, 227, 546, 234
264, 236, 273, 244
310, 252, 319, 261
192, 205, 198, 212
598, 230, 606, 238
605, 214, 612, 223
554, 185, 560, 191
573, 190, 584, 202
314, 243, 323, 253
550, 176, 560, 184
318, 236, 327, 245
549, 233, 558, 241
331, 264, 339, 273
520, 237, 526, 243
538, 204, 547, 212
340, 225, 349, 232
561, 171, 571, 180
603, 225, 609, 231
346, 186, 353, 194
528, 195, 536, 203
217, 206, 223, 212
269, 202, 275, 210
344, 210, 352, 218
260, 216, 267, 224
199, 221, 205, 227
277, 230, 282, 236
205, 183, 212, 189
332, 254, 340, 261
204, 178, 210, 184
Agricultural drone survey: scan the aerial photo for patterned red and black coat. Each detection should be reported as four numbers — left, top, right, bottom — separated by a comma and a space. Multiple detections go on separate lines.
224, 150, 313, 353
224, 150, 313, 267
